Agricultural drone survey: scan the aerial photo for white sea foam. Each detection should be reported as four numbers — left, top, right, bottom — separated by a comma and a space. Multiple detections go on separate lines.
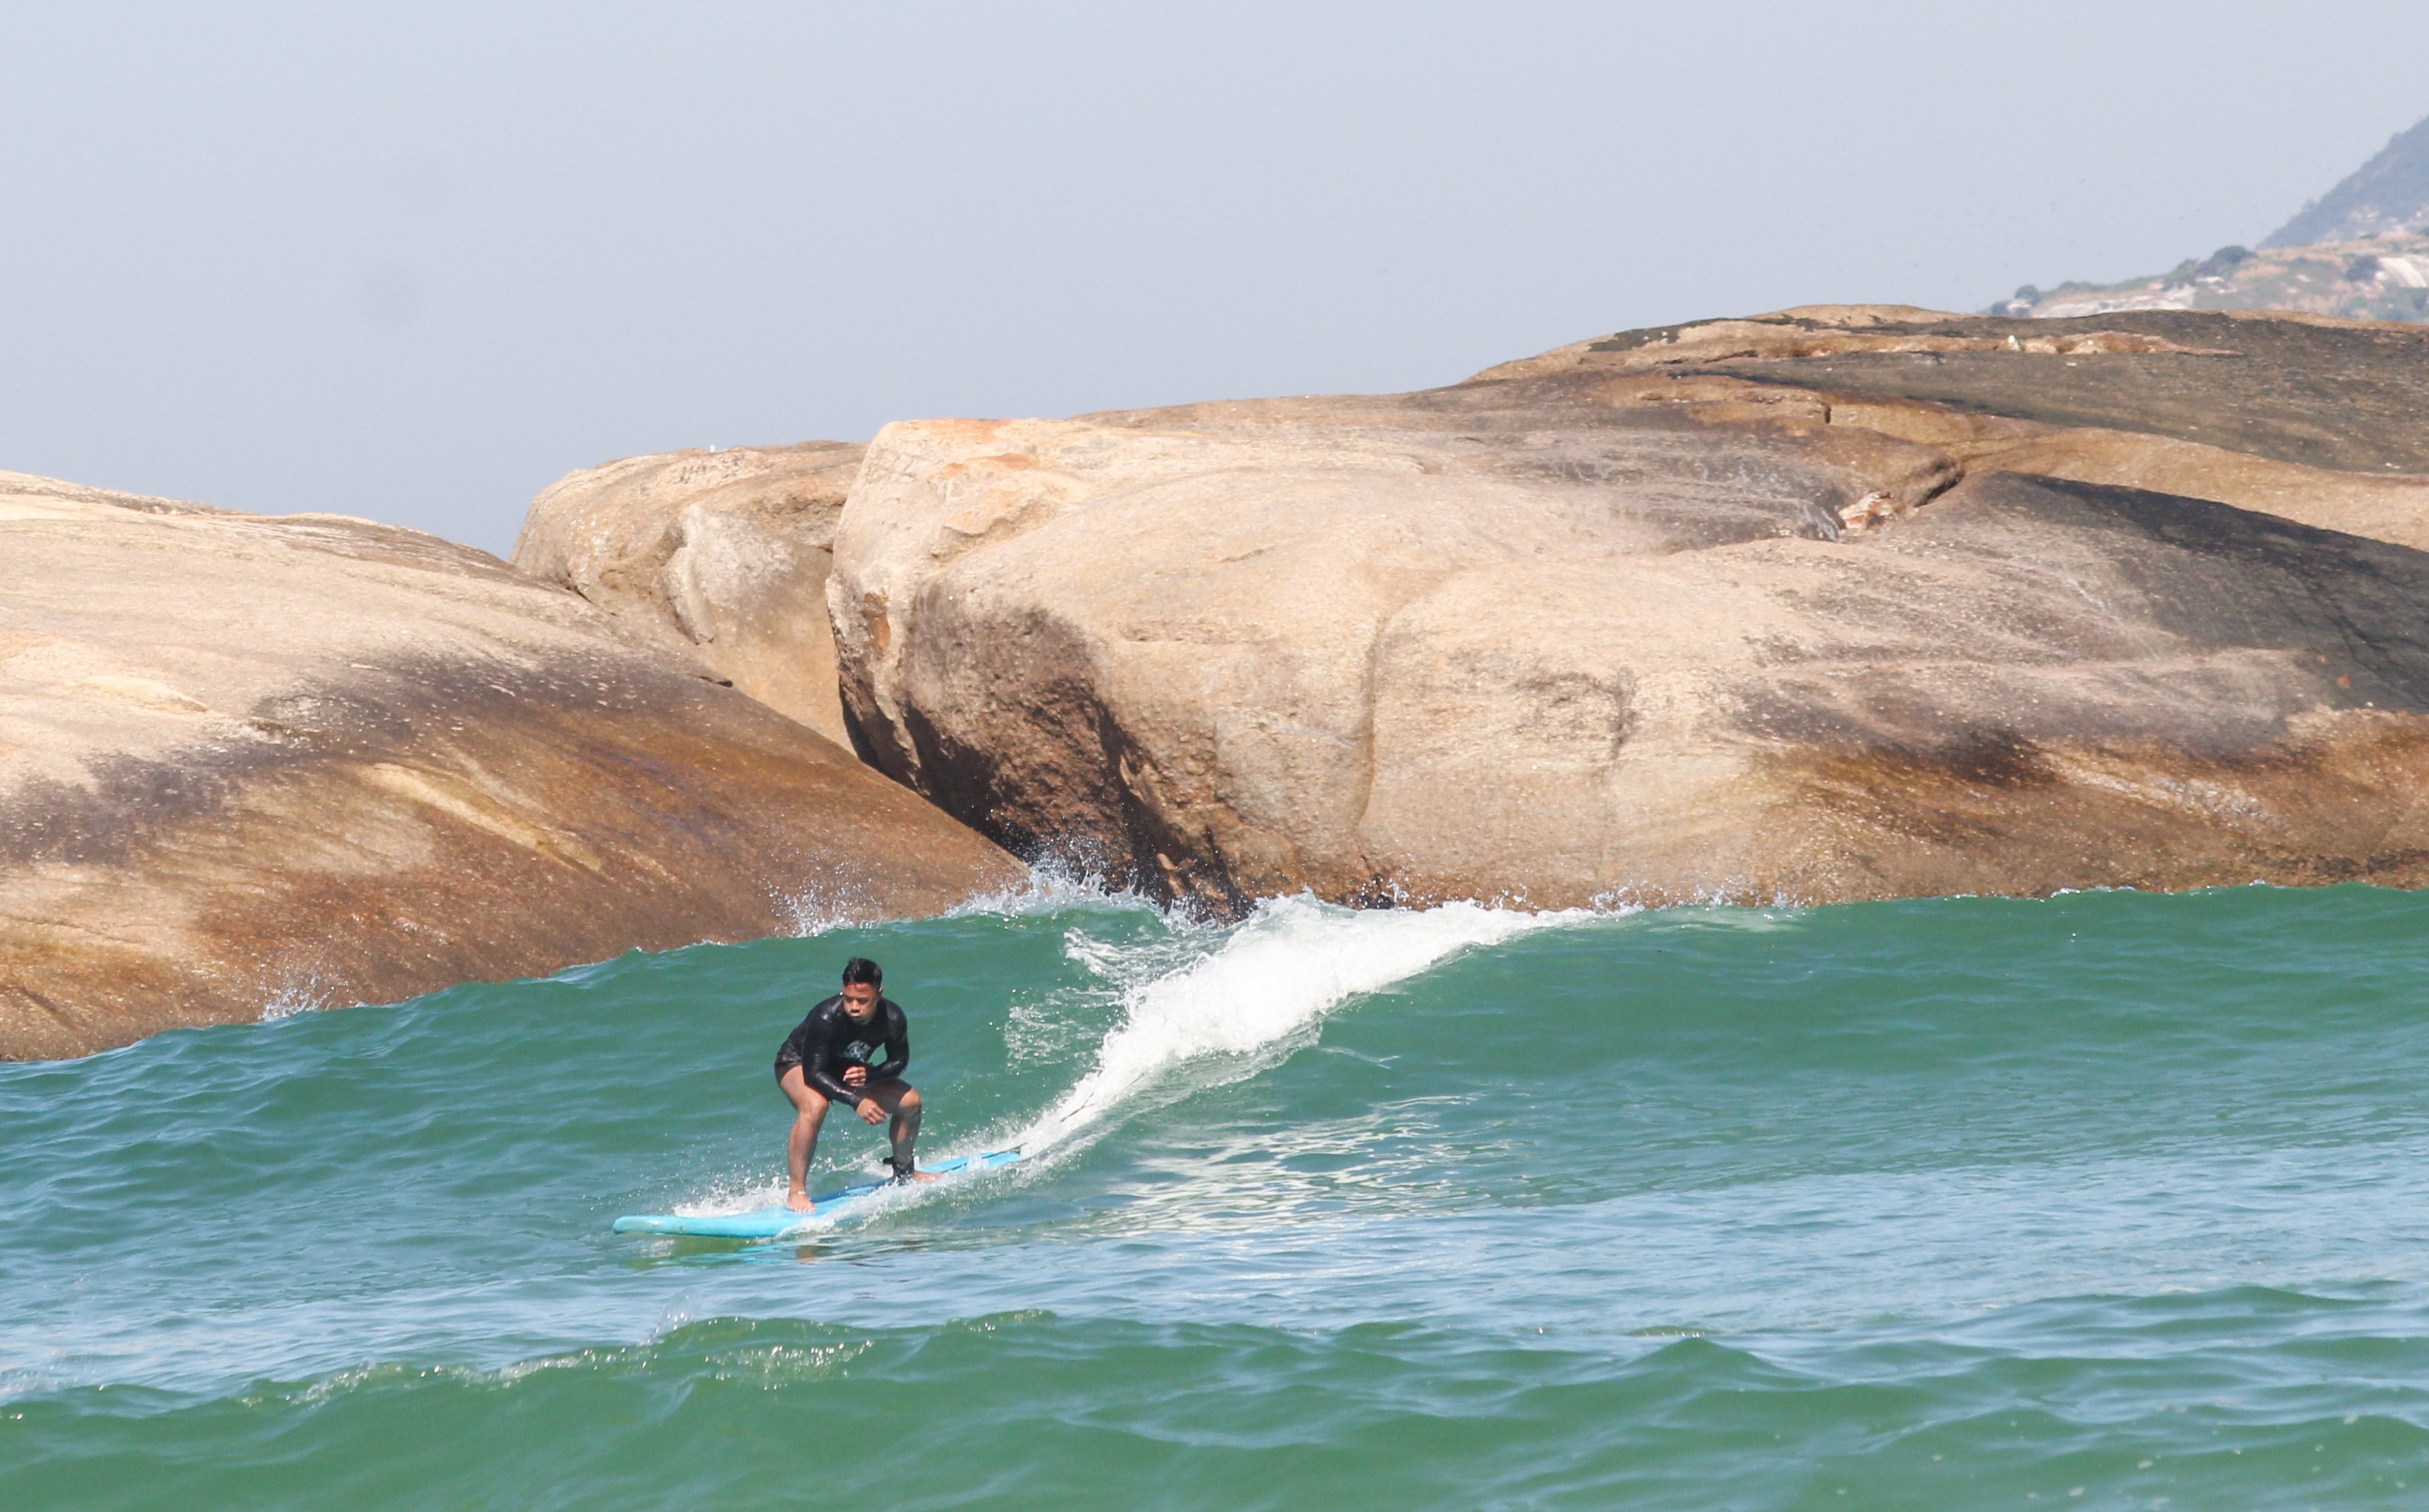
768, 876, 881, 937
258, 976, 334, 1022
771, 859, 1162, 943
945, 859, 1165, 920
1009, 895, 1595, 1155
670, 1175, 790, 1218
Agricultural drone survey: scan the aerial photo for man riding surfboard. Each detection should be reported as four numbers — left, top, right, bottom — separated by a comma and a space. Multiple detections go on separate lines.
774, 957, 939, 1212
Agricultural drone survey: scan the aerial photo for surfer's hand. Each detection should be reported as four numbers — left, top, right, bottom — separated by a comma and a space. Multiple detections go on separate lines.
856, 1097, 885, 1124
842, 1065, 867, 1089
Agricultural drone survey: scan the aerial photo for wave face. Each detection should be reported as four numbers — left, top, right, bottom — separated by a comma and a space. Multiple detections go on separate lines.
10, 884, 2429, 1509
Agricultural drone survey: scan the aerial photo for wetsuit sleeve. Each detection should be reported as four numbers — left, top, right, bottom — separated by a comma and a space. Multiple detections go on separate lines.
866, 1004, 909, 1084
803, 1027, 860, 1105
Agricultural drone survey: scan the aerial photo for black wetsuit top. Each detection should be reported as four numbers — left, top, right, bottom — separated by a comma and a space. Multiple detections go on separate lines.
774, 995, 909, 1103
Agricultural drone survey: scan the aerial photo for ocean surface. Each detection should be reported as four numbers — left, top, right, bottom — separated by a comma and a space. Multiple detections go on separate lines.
8, 880, 2429, 1509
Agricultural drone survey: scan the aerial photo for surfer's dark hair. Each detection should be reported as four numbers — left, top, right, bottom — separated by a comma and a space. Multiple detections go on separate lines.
841, 957, 883, 987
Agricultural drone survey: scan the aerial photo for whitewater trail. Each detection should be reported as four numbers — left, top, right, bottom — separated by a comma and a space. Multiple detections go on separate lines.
1005, 896, 1598, 1157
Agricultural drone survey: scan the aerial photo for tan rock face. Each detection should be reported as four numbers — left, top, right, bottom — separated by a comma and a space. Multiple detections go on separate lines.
828, 306, 2429, 913
512, 442, 866, 745
0, 472, 1020, 1060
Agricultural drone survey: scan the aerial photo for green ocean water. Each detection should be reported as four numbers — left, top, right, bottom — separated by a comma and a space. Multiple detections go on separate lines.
9, 882, 2429, 1509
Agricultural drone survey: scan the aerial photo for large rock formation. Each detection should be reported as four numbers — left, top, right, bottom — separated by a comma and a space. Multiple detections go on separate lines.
0, 472, 1020, 1060
513, 442, 865, 746
827, 306, 2429, 912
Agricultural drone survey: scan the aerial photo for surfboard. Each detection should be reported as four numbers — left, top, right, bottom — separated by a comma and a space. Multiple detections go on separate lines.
611, 1149, 1023, 1240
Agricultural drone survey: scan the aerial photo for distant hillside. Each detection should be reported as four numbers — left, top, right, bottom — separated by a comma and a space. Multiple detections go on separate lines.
2264, 114, 2429, 248
1989, 232, 2429, 323
1994, 112, 2429, 323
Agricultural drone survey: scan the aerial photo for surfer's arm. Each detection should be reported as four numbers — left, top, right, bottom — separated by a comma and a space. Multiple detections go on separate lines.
866, 1021, 908, 1085
801, 1043, 859, 1104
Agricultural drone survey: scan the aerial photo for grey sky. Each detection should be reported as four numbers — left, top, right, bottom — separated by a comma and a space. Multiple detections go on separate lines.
5, 2, 2426, 552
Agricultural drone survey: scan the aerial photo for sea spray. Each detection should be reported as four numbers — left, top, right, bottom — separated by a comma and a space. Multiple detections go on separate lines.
946, 858, 1166, 922
1009, 895, 1592, 1155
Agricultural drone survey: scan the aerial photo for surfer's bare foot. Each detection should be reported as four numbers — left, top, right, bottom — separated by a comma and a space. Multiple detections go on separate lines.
784, 1191, 815, 1212
903, 1168, 940, 1183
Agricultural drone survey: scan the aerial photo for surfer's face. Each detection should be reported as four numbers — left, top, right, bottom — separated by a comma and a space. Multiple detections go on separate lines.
840, 981, 879, 1020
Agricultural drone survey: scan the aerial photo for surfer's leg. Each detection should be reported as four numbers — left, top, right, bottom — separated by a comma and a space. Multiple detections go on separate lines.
862, 1081, 937, 1181
779, 1064, 829, 1211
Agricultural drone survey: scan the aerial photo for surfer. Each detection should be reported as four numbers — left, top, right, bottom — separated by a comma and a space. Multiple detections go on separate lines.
775, 957, 939, 1212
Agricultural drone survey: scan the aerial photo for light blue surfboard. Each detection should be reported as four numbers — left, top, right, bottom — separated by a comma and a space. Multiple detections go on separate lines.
611, 1149, 1023, 1240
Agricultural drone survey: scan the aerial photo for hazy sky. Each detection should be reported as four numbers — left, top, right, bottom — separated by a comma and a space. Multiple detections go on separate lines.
5, 3, 2426, 552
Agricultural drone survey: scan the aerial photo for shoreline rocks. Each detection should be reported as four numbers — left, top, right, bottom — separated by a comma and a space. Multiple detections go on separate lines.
824, 306, 2429, 912
513, 442, 867, 747
33, 298, 2422, 1059
0, 471, 1020, 1061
